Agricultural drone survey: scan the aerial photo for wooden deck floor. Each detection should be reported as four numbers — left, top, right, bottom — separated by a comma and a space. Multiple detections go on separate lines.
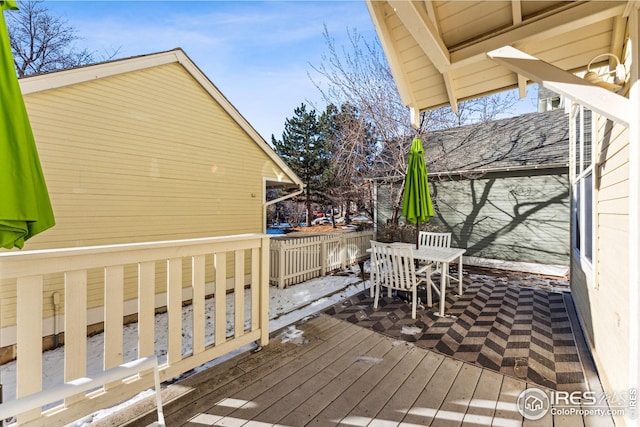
115, 315, 613, 427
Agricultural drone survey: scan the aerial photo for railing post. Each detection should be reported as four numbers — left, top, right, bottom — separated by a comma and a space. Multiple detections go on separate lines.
340, 235, 347, 270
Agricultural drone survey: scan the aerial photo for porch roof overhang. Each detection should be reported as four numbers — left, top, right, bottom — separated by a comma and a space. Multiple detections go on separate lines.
366, 0, 632, 127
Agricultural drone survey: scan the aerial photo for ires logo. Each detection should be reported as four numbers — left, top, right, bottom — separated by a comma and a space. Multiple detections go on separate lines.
517, 388, 550, 420
517, 388, 635, 420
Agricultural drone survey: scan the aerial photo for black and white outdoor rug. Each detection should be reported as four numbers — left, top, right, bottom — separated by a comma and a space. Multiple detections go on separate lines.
324, 267, 587, 392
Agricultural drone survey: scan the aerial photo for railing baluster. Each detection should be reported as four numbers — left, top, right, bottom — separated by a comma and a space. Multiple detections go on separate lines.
251, 247, 259, 332
234, 250, 245, 338
259, 237, 270, 346
16, 275, 43, 423
65, 269, 87, 405
192, 255, 205, 355
214, 252, 226, 345
138, 261, 155, 358
104, 265, 124, 382
167, 258, 182, 364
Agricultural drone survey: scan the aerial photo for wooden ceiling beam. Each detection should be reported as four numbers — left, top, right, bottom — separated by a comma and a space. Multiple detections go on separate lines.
451, 2, 627, 69
511, 0, 528, 98
610, 15, 627, 60
423, 0, 440, 32
390, 0, 450, 71
443, 72, 458, 113
366, 1, 416, 110
390, 1, 458, 111
511, 0, 522, 25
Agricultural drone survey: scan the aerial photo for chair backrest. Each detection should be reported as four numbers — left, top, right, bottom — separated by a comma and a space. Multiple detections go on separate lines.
419, 231, 451, 249
370, 240, 417, 291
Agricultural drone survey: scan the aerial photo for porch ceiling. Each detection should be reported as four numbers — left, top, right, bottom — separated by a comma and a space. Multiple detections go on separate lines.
366, 1, 628, 118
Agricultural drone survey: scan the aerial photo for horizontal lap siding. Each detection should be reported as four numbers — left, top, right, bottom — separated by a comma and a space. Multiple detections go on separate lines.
429, 172, 570, 265
576, 114, 629, 396
376, 172, 570, 265
1, 63, 286, 329
24, 64, 279, 249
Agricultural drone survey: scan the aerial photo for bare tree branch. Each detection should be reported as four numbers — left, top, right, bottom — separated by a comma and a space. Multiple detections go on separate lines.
7, 0, 119, 77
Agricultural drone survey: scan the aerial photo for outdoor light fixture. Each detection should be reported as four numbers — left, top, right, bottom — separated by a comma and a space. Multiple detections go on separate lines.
583, 53, 626, 91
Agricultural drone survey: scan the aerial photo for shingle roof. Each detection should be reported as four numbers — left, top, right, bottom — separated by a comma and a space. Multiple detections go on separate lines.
424, 109, 569, 174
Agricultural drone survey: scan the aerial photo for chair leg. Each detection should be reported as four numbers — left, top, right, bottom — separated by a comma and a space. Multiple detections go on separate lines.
411, 287, 417, 319
426, 265, 433, 307
374, 282, 380, 309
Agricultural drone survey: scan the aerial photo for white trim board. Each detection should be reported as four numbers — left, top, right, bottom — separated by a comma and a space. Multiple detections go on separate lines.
487, 46, 630, 128
463, 255, 569, 278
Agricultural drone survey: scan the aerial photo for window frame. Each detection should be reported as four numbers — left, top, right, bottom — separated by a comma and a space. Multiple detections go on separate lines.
571, 105, 595, 276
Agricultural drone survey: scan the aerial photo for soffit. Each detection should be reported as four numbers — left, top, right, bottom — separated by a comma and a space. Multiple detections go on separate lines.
367, 1, 628, 114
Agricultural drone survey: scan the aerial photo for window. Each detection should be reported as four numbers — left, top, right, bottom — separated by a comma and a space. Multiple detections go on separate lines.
538, 95, 564, 112
572, 106, 594, 267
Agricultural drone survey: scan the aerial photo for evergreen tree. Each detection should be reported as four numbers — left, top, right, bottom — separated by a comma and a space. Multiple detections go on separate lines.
272, 103, 330, 226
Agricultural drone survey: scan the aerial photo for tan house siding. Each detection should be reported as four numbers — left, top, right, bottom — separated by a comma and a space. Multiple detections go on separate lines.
24, 63, 282, 249
0, 51, 301, 341
570, 32, 633, 409
572, 116, 630, 399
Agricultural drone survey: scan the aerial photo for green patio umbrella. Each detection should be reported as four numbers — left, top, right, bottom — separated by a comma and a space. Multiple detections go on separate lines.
402, 137, 434, 248
0, 0, 55, 249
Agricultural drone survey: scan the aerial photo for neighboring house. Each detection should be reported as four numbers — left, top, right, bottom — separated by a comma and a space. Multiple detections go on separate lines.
366, 2, 639, 426
0, 49, 303, 355
19, 48, 302, 249
376, 108, 570, 267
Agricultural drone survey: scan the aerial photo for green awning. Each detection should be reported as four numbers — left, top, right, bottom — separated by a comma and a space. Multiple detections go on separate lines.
0, 0, 55, 249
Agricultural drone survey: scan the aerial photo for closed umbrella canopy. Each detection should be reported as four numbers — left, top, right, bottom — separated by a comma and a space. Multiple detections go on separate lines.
0, 0, 55, 249
402, 137, 434, 246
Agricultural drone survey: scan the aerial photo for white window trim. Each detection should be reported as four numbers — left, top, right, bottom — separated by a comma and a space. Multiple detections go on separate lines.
571, 104, 596, 284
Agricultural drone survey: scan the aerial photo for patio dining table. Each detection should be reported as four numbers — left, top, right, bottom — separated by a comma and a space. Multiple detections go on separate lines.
368, 244, 466, 317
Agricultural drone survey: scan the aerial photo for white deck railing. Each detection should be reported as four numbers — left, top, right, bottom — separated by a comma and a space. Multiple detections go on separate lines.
269, 230, 373, 288
0, 234, 270, 426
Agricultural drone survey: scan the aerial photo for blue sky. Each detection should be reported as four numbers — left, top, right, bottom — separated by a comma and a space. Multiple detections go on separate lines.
41, 1, 538, 141
41, 0, 378, 141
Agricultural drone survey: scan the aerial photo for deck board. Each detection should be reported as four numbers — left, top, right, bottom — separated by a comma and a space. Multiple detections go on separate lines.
403, 355, 464, 425
115, 315, 595, 427
218, 328, 385, 425
368, 350, 445, 427
492, 375, 526, 427
304, 340, 410, 426
340, 344, 427, 425
433, 363, 484, 426
166, 317, 355, 425
461, 368, 503, 426
278, 337, 394, 426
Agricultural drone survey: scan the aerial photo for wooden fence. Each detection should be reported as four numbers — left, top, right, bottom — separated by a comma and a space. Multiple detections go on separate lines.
269, 230, 374, 288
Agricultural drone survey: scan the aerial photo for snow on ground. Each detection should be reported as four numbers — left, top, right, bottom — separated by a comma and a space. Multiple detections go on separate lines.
0, 263, 369, 424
